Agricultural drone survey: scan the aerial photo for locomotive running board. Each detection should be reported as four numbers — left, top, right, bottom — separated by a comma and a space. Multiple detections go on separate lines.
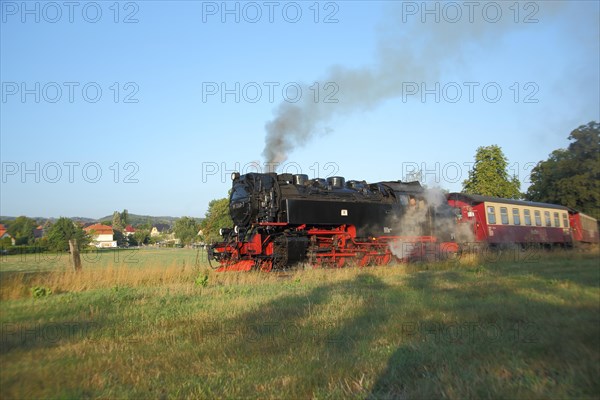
216, 260, 255, 272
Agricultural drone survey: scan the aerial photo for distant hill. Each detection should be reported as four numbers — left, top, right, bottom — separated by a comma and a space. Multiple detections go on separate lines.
1, 214, 203, 228
0, 216, 97, 225
96, 214, 184, 226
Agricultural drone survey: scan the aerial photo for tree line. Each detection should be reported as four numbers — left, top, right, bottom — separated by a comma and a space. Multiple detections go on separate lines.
1, 209, 206, 251
463, 121, 599, 219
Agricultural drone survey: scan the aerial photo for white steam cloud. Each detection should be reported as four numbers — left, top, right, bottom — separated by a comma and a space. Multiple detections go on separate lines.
388, 187, 475, 260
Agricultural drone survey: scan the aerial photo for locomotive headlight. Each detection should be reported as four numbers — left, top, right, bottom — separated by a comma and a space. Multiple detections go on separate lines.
231, 172, 240, 181
234, 225, 239, 234
219, 228, 231, 237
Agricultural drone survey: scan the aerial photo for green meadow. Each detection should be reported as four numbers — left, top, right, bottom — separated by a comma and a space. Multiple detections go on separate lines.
1, 248, 598, 399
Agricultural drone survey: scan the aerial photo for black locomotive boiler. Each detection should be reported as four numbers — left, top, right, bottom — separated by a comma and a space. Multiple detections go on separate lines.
208, 172, 458, 271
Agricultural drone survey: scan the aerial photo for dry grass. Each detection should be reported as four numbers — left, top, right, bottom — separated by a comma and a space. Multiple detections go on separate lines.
1, 246, 595, 300
1, 263, 193, 300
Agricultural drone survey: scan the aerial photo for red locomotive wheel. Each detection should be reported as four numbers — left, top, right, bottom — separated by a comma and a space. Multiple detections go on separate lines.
358, 254, 371, 267
375, 253, 392, 266
383, 253, 392, 265
259, 260, 273, 272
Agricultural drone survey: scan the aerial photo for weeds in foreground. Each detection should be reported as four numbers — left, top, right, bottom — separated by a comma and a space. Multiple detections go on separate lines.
0, 247, 596, 300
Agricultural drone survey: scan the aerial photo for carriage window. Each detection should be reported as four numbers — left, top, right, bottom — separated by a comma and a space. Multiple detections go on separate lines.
534, 210, 542, 226
562, 213, 569, 228
524, 209, 532, 226
553, 212, 560, 227
544, 211, 551, 227
487, 206, 496, 224
512, 208, 521, 225
500, 207, 509, 225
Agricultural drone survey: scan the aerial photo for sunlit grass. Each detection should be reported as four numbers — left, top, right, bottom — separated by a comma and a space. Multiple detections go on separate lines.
0, 248, 598, 399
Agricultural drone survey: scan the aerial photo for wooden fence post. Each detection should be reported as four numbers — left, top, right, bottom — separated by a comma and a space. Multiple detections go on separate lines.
69, 239, 82, 271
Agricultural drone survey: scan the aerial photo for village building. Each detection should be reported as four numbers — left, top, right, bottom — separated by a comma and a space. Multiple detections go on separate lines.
150, 224, 171, 237
84, 224, 117, 248
0, 224, 16, 245
124, 225, 136, 237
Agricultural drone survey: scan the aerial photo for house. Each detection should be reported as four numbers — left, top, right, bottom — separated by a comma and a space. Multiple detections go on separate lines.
0, 224, 16, 245
0, 224, 8, 237
84, 224, 117, 248
150, 224, 171, 237
124, 225, 136, 237
34, 225, 44, 239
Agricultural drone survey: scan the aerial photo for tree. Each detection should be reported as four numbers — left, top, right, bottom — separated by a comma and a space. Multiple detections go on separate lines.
121, 209, 129, 226
527, 121, 600, 219
112, 211, 123, 232
173, 217, 200, 246
133, 229, 150, 246
139, 220, 153, 231
200, 198, 233, 243
113, 229, 128, 247
45, 217, 90, 251
463, 145, 521, 199
0, 236, 13, 248
7, 216, 37, 245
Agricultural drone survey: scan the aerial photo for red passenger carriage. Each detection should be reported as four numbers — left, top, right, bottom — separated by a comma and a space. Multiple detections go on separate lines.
447, 193, 574, 247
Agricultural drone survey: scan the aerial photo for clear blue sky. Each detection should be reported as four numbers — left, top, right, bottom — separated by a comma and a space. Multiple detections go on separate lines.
1, 1, 598, 219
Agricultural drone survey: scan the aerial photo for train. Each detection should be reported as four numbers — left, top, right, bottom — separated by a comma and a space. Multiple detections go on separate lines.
207, 172, 599, 271
447, 193, 599, 247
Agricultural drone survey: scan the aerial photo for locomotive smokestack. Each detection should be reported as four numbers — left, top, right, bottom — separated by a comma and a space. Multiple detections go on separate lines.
262, 3, 566, 164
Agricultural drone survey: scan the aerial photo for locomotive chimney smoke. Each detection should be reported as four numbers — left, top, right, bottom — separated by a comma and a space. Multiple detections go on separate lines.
262, 3, 565, 164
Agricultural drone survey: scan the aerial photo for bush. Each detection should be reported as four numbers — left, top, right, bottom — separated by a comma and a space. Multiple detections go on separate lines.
30, 286, 52, 298
195, 273, 209, 287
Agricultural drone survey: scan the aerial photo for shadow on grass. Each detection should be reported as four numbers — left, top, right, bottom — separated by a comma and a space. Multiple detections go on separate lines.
201, 273, 403, 396
486, 253, 600, 289
0, 288, 148, 356
369, 265, 600, 399
201, 262, 599, 398
0, 319, 106, 356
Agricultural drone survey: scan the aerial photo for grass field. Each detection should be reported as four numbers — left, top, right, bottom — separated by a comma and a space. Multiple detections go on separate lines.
1, 247, 598, 399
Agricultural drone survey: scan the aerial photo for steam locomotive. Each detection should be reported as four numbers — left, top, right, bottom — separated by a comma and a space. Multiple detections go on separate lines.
208, 172, 459, 271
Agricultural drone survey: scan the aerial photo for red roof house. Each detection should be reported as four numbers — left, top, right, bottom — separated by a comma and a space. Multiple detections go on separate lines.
84, 224, 116, 248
